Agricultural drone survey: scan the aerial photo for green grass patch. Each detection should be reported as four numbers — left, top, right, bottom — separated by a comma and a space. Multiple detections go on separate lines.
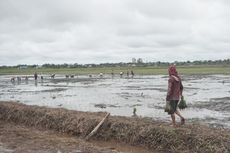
0, 65, 230, 75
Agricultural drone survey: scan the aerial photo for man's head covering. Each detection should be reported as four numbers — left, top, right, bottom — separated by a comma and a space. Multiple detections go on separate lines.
168, 65, 178, 76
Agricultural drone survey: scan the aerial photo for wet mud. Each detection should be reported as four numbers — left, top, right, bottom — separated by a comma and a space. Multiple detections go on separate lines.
0, 74, 230, 128
192, 97, 230, 112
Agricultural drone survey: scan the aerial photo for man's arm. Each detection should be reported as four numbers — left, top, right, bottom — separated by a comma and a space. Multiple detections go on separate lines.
166, 78, 173, 101
180, 81, 183, 96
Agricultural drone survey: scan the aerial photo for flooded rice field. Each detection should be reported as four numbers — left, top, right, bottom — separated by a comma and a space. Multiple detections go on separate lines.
0, 74, 230, 128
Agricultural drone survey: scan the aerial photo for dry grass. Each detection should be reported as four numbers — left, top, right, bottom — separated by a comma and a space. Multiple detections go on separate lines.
0, 101, 105, 137
0, 101, 229, 153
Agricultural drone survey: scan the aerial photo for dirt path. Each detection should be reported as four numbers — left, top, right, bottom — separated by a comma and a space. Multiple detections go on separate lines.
0, 121, 156, 153
0, 121, 117, 153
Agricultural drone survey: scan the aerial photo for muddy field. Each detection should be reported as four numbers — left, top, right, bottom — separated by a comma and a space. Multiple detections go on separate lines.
0, 74, 230, 128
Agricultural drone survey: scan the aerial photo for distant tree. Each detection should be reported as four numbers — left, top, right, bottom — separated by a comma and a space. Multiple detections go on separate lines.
137, 58, 143, 63
132, 58, 137, 63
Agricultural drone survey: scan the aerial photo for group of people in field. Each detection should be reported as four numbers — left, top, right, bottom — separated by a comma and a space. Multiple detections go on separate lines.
118, 70, 134, 78
10, 75, 32, 82
10, 72, 43, 82
90, 70, 135, 78
11, 69, 136, 82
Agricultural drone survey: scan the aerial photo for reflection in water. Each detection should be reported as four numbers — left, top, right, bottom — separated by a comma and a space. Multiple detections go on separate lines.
34, 80, 38, 86
11, 80, 16, 86
40, 80, 43, 86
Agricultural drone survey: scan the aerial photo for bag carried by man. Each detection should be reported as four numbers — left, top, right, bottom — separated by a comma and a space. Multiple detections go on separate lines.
164, 96, 187, 113
178, 96, 187, 109
164, 101, 173, 114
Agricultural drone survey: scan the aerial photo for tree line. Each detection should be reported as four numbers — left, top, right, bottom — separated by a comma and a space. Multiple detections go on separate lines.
1, 59, 230, 69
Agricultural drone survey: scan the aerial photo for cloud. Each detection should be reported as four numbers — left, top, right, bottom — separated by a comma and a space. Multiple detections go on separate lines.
0, 0, 230, 65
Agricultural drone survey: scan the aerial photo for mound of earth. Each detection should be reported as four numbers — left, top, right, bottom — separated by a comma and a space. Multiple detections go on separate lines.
0, 101, 229, 153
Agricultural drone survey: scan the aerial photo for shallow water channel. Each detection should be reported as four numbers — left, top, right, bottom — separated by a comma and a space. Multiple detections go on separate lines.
0, 74, 230, 128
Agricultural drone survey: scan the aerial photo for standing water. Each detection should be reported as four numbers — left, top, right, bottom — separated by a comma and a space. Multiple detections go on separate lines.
0, 74, 230, 128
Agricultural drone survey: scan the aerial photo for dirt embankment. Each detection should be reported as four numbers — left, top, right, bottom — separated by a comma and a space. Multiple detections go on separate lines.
0, 101, 230, 153
0, 120, 119, 153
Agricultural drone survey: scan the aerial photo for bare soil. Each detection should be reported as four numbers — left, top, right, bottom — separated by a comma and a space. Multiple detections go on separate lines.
0, 120, 120, 153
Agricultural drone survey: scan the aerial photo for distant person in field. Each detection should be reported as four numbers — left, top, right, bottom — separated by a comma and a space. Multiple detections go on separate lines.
111, 70, 114, 78
166, 65, 185, 127
25, 76, 29, 84
11, 77, 15, 82
51, 74, 55, 79
99, 72, 103, 78
34, 72, 38, 80
131, 70, 134, 78
120, 71, 123, 78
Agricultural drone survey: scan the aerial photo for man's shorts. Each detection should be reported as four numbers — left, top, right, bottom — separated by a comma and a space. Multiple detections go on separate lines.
168, 100, 179, 114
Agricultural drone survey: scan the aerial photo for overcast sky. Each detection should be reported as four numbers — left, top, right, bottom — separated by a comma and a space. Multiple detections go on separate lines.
0, 0, 230, 65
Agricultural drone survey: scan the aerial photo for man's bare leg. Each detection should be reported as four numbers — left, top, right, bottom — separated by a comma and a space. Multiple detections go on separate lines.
171, 114, 176, 127
175, 110, 185, 125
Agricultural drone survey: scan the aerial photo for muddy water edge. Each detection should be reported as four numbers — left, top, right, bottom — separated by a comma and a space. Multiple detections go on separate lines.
0, 74, 230, 128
